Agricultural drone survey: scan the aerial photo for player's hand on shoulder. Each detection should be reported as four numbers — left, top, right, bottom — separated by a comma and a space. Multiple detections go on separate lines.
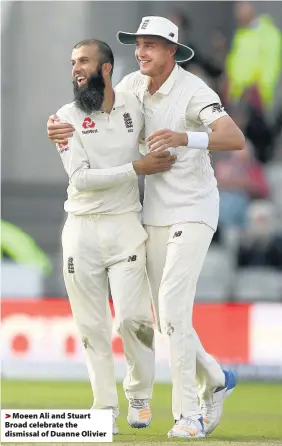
147, 129, 188, 152
47, 114, 74, 145
133, 150, 176, 175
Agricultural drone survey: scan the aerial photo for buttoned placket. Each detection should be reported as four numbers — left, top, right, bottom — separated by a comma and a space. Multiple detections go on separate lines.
100, 107, 116, 130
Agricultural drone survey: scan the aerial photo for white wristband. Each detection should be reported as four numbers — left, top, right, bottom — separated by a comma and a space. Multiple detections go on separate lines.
186, 132, 209, 150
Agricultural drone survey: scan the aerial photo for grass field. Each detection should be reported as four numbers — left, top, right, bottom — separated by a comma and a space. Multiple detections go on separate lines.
1, 380, 282, 445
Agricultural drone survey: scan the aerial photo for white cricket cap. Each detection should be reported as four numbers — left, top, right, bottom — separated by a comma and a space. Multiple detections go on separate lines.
117, 16, 194, 63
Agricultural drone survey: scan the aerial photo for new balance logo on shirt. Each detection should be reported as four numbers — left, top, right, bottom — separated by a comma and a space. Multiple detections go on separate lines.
212, 103, 224, 113
173, 231, 182, 238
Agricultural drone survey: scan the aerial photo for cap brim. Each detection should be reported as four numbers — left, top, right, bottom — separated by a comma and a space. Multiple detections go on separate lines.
175, 43, 194, 63
117, 31, 194, 63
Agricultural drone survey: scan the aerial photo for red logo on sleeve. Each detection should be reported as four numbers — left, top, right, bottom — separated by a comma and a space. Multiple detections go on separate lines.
82, 117, 95, 129
57, 142, 69, 154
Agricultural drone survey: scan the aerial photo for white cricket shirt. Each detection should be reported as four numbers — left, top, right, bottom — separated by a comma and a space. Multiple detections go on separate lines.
56, 91, 144, 215
116, 65, 227, 231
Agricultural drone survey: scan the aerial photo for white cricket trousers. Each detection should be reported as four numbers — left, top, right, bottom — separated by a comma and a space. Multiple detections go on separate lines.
145, 222, 225, 420
62, 212, 155, 413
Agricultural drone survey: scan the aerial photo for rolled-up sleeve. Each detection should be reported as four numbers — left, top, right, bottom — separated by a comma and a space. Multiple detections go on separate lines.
186, 87, 227, 127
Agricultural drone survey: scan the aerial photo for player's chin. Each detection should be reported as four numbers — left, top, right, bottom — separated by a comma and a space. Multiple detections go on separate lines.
138, 63, 153, 75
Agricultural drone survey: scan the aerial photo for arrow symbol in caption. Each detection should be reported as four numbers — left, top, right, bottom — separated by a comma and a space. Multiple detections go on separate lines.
5, 414, 11, 419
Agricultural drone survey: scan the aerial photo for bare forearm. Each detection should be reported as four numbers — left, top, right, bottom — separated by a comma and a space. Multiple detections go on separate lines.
207, 116, 245, 151
207, 127, 245, 151
150, 125, 245, 154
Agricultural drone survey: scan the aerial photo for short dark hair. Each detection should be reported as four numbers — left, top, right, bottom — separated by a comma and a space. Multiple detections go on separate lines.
73, 39, 114, 75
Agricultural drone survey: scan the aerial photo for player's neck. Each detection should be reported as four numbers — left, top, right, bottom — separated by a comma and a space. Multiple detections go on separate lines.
101, 86, 115, 114
148, 63, 176, 95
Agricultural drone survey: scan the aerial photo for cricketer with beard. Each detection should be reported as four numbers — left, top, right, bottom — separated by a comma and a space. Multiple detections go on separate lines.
54, 39, 175, 434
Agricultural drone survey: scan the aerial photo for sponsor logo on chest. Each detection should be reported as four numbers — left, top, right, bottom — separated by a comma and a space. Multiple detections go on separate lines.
81, 113, 135, 135
82, 117, 98, 134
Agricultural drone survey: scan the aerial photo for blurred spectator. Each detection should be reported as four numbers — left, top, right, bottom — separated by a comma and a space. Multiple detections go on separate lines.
226, 2, 282, 110
210, 27, 229, 71
237, 200, 282, 270
216, 140, 269, 231
1, 220, 52, 276
229, 101, 275, 163
169, 10, 223, 88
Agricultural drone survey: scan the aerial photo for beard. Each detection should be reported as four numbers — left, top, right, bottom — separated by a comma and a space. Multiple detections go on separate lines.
73, 68, 105, 114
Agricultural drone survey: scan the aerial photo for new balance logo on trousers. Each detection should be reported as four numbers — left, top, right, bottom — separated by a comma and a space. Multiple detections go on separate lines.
128, 255, 137, 262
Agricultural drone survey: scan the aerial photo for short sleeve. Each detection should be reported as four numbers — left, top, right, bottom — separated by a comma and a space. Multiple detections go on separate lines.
186, 87, 227, 128
115, 74, 133, 94
115, 71, 147, 102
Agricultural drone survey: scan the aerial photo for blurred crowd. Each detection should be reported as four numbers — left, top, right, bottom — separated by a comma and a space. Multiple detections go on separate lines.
170, 2, 282, 273
2, 2, 282, 300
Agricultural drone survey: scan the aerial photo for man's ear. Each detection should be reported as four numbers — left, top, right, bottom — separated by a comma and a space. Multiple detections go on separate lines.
169, 44, 177, 57
102, 62, 113, 77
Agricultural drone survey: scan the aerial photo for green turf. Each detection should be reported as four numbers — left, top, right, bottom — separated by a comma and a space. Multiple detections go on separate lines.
1, 380, 282, 445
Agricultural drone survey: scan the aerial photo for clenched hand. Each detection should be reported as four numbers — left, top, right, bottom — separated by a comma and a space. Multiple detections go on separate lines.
133, 150, 176, 175
147, 129, 188, 152
47, 114, 74, 145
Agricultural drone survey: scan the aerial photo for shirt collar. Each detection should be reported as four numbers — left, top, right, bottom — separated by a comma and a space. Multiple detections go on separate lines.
146, 64, 179, 96
113, 90, 126, 108
91, 91, 126, 115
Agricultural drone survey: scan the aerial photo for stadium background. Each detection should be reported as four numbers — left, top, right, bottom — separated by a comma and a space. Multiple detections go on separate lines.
1, 1, 282, 443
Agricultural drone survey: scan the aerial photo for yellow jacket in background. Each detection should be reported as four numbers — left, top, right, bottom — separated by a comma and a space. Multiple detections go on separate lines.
226, 15, 282, 107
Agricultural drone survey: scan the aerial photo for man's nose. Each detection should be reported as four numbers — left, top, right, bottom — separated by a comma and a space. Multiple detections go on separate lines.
72, 64, 81, 78
136, 47, 146, 58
